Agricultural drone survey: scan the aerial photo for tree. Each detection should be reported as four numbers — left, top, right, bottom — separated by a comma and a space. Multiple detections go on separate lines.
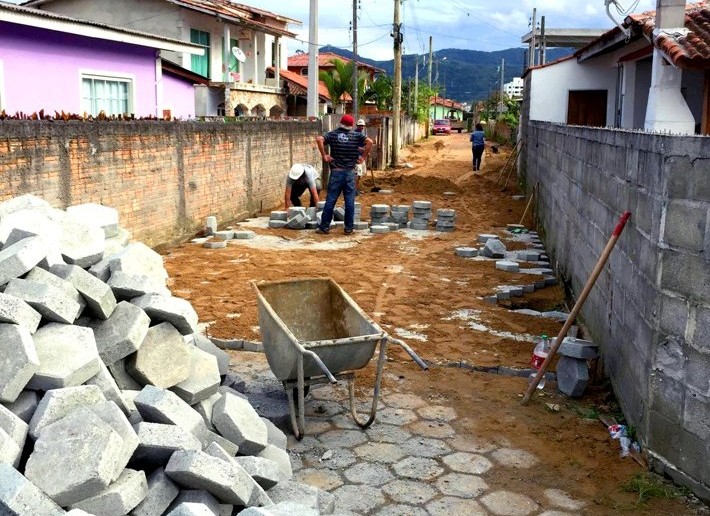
319, 58, 353, 113
362, 74, 393, 111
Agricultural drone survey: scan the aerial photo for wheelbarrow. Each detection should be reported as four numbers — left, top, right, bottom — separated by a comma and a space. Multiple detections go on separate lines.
251, 277, 428, 439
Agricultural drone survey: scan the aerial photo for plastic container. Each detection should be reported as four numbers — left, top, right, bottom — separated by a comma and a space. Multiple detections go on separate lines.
529, 334, 551, 389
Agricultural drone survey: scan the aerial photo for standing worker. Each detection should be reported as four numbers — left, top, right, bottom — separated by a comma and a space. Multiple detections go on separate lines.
470, 123, 486, 171
284, 163, 320, 210
315, 114, 372, 235
354, 118, 367, 195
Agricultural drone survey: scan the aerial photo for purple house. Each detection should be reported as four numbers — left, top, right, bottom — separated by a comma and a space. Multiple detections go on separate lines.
0, 1, 205, 118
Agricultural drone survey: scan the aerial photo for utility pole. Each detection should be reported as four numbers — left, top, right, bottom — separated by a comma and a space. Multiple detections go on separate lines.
529, 8, 536, 68
499, 58, 505, 113
391, 0, 402, 167
414, 54, 419, 119
539, 16, 546, 65
427, 37, 433, 89
352, 0, 358, 118
307, 0, 319, 118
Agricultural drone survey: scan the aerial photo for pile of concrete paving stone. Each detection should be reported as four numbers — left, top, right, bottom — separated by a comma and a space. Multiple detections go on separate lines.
0, 195, 332, 516
268, 203, 367, 232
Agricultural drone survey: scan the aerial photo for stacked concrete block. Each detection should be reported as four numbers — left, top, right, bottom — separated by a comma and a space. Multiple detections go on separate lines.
127, 322, 191, 388
285, 212, 308, 230
108, 269, 172, 299
131, 294, 199, 335
333, 207, 345, 222
435, 208, 456, 232
455, 247, 478, 258
390, 205, 410, 228
213, 230, 234, 241
133, 386, 207, 440
68, 468, 148, 515
477, 233, 498, 243
353, 202, 362, 222
171, 347, 221, 405
132, 422, 202, 464
0, 405, 28, 467
269, 211, 287, 222
0, 324, 39, 403
517, 250, 540, 261
66, 203, 120, 239
86, 360, 132, 417
204, 217, 218, 236
59, 216, 106, 268
28, 385, 106, 439
0, 292, 42, 333
5, 278, 83, 324
3, 390, 39, 424
191, 334, 230, 376
26, 266, 87, 314
108, 242, 169, 291
556, 337, 599, 398
0, 463, 65, 515
0, 236, 48, 286
370, 225, 390, 234
88, 301, 150, 364
212, 392, 268, 456
412, 200, 432, 220
50, 263, 117, 320
234, 230, 256, 240
235, 456, 281, 490
370, 204, 390, 225
268, 219, 288, 229
131, 467, 180, 516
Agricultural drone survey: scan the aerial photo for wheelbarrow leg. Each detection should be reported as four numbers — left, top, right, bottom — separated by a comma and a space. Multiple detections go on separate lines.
349, 337, 388, 428
285, 355, 306, 440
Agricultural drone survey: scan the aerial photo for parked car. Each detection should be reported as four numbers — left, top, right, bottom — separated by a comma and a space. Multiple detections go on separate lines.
431, 119, 451, 135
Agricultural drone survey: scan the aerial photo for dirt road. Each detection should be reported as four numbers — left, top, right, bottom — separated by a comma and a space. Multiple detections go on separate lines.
164, 132, 705, 515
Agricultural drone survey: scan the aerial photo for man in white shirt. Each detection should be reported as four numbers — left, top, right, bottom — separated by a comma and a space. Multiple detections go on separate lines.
284, 163, 320, 210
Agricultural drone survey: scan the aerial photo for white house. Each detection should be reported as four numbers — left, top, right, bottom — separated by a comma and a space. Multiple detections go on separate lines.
504, 77, 524, 100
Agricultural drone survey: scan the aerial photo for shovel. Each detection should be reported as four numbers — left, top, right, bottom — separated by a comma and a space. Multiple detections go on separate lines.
369, 166, 381, 193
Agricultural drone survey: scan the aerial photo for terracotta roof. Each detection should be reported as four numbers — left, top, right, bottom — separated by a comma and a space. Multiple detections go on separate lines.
287, 52, 384, 73
429, 96, 463, 110
268, 68, 332, 102
522, 53, 576, 76
625, 1, 710, 68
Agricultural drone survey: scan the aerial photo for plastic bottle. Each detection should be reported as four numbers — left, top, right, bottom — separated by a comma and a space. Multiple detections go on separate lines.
529, 334, 551, 389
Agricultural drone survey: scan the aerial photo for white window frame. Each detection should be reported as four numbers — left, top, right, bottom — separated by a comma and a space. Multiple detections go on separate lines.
0, 60, 5, 111
80, 70, 136, 117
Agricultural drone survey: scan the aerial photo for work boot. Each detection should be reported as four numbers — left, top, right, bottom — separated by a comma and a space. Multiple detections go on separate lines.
315, 227, 329, 235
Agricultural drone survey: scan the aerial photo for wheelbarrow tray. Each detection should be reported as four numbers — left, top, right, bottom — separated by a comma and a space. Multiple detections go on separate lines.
253, 277, 384, 381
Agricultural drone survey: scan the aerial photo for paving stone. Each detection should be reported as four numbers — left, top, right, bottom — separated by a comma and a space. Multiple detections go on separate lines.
382, 478, 437, 504
212, 392, 268, 456
496, 260, 520, 272
234, 230, 256, 240
365, 423, 412, 444
257, 444, 292, 482
133, 386, 207, 440
171, 346, 221, 405
133, 422, 202, 465
164, 500, 215, 515
481, 239, 507, 258
201, 429, 239, 456
455, 247, 478, 258
543, 488, 586, 511
491, 447, 539, 468
426, 496, 487, 516
416, 404, 457, 421
0, 405, 27, 467
165, 449, 253, 505
268, 220, 288, 229
193, 392, 220, 431
442, 452, 493, 474
60, 215, 106, 268
50, 263, 117, 319
89, 401, 140, 481
108, 359, 143, 391
0, 427, 21, 466
270, 211, 288, 221
26, 266, 87, 314
189, 334, 229, 377
2, 389, 39, 424
109, 242, 168, 285
203, 442, 269, 508
317, 428, 369, 449
399, 436, 451, 458
375, 504, 428, 516
127, 323, 191, 388
517, 250, 540, 261
477, 233, 499, 243
0, 292, 42, 334
85, 359, 132, 416
0, 463, 64, 515
29, 385, 106, 439
107, 269, 172, 299
214, 230, 234, 241
241, 501, 320, 516
262, 417, 288, 449
234, 455, 281, 489
68, 468, 148, 515
28, 323, 100, 390
66, 203, 120, 238
4, 278, 82, 324
556, 356, 590, 397
376, 406, 418, 426
132, 466, 180, 516
0, 324, 39, 403
331, 484, 383, 514
558, 337, 599, 359
89, 300, 150, 364
354, 441, 406, 463
407, 420, 456, 439
435, 472, 489, 498
370, 225, 390, 234
0, 236, 48, 286
295, 468, 344, 491
204, 216, 218, 235
25, 406, 125, 506
131, 294, 199, 335
480, 490, 539, 515
392, 456, 443, 480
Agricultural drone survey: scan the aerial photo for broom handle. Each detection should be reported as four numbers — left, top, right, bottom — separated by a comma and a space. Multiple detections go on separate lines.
518, 186, 535, 226
521, 211, 631, 405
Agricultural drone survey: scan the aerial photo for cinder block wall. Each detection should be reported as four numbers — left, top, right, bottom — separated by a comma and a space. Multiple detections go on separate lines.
0, 120, 322, 246
520, 121, 710, 500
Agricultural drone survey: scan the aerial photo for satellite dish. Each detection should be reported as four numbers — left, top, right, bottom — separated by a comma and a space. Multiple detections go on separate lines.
232, 46, 247, 63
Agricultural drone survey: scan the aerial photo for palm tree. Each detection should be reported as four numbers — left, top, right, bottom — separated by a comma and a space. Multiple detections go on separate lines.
363, 74, 393, 111
319, 58, 353, 113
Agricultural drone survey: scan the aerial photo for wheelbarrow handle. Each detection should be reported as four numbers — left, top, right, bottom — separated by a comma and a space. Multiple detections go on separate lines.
387, 336, 428, 370
302, 348, 338, 383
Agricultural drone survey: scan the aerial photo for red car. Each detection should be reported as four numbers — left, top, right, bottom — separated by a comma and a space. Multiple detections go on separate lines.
431, 119, 451, 135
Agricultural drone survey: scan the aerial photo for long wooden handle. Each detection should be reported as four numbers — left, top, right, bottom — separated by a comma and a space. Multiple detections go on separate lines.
518, 187, 535, 226
521, 211, 631, 405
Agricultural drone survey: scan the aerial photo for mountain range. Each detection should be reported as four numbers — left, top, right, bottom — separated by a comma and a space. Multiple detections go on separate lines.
319, 45, 574, 104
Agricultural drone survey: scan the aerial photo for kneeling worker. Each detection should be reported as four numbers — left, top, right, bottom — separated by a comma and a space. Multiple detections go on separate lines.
284, 163, 320, 210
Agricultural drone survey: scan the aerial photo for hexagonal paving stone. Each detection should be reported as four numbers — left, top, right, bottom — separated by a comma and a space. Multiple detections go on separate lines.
381, 393, 426, 410
313, 448, 357, 470
543, 488, 586, 511
329, 413, 360, 430
305, 400, 346, 418
374, 504, 428, 516
332, 484, 385, 514
309, 384, 349, 402
354, 442, 406, 463
480, 490, 539, 515
295, 467, 344, 491
382, 479, 436, 505
287, 435, 320, 454
392, 456, 443, 481
343, 462, 394, 486
407, 420, 456, 439
302, 417, 334, 435
538, 512, 575, 516
442, 452, 493, 474
449, 434, 497, 454
436, 472, 488, 498
365, 424, 412, 444
376, 407, 418, 426
400, 436, 451, 458
416, 404, 457, 421
318, 429, 369, 449
426, 497, 487, 516
491, 447, 538, 469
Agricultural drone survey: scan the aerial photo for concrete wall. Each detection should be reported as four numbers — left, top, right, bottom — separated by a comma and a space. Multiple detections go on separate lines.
520, 120, 710, 501
0, 119, 321, 246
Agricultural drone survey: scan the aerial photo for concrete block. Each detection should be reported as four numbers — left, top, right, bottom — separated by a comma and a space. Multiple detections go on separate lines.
131, 466, 180, 516
243, 340, 264, 352
285, 212, 308, 230
50, 263, 117, 320
261, 417, 288, 450
0, 427, 21, 467
133, 385, 206, 440
27, 323, 100, 391
234, 456, 281, 490
481, 239, 507, 258
127, 322, 191, 388
558, 337, 599, 359
69, 468, 147, 516
0, 324, 39, 403
214, 230, 234, 241
201, 429, 239, 456
0, 236, 47, 286
556, 356, 590, 397
495, 260, 520, 272
89, 401, 140, 481
235, 230, 256, 240
108, 270, 172, 299
517, 250, 540, 261
0, 292, 41, 333
170, 490, 222, 515
26, 266, 87, 314
0, 463, 64, 516
270, 211, 288, 221
203, 442, 265, 507
193, 392, 220, 431
25, 407, 125, 506
287, 207, 306, 218
258, 444, 292, 482
2, 389, 39, 424
370, 225, 390, 234
89, 301, 150, 364
664, 200, 706, 252
240, 502, 319, 515
205, 217, 218, 235
60, 215, 106, 268
132, 422, 202, 465
165, 450, 253, 505
29, 385, 105, 439
191, 334, 230, 376
267, 480, 335, 515
4, 278, 82, 324
104, 227, 131, 257
109, 242, 168, 286
477, 233, 498, 243
0, 195, 52, 219
66, 203, 120, 238
455, 247, 478, 258
212, 392, 268, 456
86, 359, 132, 416
108, 359, 143, 391
333, 207, 345, 221
131, 294, 199, 336
0, 405, 27, 466
171, 346, 221, 405
88, 258, 112, 282
268, 220, 287, 229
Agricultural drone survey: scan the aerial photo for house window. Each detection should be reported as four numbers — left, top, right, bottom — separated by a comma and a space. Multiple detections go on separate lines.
223, 37, 239, 75
191, 28, 210, 77
81, 75, 131, 116
567, 90, 608, 127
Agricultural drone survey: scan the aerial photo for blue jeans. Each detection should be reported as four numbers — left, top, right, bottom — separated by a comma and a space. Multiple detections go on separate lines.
318, 169, 356, 232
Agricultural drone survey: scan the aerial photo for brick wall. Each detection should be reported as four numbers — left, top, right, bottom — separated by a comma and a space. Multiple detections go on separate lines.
0, 120, 322, 246
520, 120, 710, 501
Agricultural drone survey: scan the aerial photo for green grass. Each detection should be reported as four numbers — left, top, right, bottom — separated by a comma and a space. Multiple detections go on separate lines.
622, 472, 690, 505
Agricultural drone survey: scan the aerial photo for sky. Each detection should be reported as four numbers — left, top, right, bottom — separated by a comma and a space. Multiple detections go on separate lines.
247, 0, 657, 61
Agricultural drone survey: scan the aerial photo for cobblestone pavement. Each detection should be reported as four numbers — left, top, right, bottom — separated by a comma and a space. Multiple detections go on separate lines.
229, 351, 589, 516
